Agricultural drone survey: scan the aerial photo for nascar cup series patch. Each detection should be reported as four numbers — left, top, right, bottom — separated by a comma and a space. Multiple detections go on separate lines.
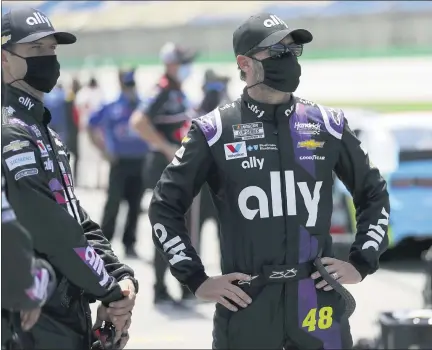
232, 122, 265, 141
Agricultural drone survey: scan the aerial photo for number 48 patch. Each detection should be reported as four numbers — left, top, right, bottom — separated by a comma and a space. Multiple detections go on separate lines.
302, 306, 333, 332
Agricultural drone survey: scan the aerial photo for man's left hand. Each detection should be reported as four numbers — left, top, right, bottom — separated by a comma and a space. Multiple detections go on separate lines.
107, 279, 135, 340
311, 257, 362, 291
108, 279, 136, 316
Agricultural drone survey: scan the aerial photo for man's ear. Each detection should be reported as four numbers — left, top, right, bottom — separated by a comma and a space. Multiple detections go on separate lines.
236, 55, 250, 75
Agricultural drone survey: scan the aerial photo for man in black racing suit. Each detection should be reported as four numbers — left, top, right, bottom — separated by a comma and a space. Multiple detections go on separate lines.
149, 13, 390, 349
2, 171, 57, 349
1, 7, 138, 349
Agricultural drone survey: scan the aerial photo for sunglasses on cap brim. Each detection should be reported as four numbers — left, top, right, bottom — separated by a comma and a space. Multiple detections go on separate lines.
245, 42, 303, 58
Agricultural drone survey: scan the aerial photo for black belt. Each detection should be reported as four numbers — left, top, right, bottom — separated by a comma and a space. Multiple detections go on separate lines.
234, 256, 356, 320
234, 261, 314, 287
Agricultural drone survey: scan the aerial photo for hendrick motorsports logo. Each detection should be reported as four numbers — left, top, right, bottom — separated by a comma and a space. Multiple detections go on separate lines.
294, 122, 321, 135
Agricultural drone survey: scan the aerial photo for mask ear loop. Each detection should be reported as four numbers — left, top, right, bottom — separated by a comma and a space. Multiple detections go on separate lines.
244, 56, 266, 91
1, 47, 26, 124
2, 47, 26, 94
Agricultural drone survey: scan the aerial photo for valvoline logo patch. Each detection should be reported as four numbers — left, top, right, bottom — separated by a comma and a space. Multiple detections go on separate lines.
226, 143, 242, 153
224, 141, 247, 160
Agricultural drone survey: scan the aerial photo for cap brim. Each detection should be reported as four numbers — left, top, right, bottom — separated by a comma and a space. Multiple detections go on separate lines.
258, 28, 313, 48
16, 31, 76, 45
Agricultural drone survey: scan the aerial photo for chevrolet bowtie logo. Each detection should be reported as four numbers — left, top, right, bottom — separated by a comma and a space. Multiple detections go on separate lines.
297, 139, 325, 150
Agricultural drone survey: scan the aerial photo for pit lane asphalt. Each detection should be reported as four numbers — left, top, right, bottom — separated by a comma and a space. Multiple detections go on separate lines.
75, 186, 426, 349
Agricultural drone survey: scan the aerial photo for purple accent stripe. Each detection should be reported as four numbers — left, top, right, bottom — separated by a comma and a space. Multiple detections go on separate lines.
324, 107, 345, 136
290, 106, 316, 178
298, 226, 342, 349
48, 178, 63, 191
196, 111, 218, 142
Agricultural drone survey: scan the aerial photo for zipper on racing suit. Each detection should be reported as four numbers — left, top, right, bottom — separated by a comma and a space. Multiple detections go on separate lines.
272, 116, 291, 348
44, 127, 91, 348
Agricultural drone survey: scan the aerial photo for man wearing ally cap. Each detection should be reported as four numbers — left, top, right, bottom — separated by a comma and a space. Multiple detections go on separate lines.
1, 7, 138, 349
148, 12, 389, 349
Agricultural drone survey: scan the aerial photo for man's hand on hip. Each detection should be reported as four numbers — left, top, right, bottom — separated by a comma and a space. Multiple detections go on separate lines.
311, 257, 362, 291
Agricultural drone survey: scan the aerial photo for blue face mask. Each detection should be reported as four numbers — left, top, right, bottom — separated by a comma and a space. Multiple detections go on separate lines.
177, 64, 191, 83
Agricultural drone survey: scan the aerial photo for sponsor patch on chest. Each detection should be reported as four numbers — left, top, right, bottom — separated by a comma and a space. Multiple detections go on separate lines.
224, 141, 247, 160
232, 122, 265, 140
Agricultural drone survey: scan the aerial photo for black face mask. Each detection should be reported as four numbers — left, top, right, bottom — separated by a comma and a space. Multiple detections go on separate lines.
7, 50, 60, 93
24, 55, 60, 93
256, 53, 301, 93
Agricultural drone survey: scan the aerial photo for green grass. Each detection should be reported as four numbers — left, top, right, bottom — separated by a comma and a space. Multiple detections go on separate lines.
321, 102, 432, 113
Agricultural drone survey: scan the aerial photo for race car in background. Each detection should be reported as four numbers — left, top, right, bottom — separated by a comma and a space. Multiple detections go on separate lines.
331, 111, 432, 259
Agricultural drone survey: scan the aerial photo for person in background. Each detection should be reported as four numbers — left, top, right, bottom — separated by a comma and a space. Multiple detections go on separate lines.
189, 69, 232, 263
44, 82, 68, 143
202, 69, 232, 108
130, 42, 197, 305
88, 70, 148, 258
64, 78, 81, 182
75, 77, 103, 127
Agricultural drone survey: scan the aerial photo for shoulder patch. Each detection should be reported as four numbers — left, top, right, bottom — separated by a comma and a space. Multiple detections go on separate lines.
317, 105, 344, 140
2, 106, 16, 123
194, 108, 222, 147
7, 117, 28, 128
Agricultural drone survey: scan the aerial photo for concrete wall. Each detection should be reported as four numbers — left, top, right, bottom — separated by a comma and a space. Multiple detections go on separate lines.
57, 11, 432, 64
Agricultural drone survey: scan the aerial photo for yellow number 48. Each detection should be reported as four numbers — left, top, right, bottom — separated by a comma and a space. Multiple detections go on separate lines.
302, 306, 333, 332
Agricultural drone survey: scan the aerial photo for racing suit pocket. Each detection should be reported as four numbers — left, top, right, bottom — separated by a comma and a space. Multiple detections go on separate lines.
224, 285, 285, 349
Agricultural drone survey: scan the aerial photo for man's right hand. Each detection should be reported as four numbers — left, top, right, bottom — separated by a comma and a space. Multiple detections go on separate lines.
20, 308, 41, 331
195, 273, 253, 312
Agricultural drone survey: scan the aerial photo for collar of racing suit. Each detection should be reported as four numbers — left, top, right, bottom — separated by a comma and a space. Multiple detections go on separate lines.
241, 87, 296, 122
3, 84, 50, 125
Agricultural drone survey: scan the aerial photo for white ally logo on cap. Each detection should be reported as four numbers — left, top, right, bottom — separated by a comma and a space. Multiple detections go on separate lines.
264, 15, 288, 29
26, 12, 52, 27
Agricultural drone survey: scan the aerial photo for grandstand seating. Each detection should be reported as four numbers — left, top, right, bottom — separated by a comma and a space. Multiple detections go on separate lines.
2, 1, 432, 32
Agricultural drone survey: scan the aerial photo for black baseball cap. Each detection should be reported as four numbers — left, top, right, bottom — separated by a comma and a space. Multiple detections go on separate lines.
1, 7, 76, 47
233, 13, 313, 56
